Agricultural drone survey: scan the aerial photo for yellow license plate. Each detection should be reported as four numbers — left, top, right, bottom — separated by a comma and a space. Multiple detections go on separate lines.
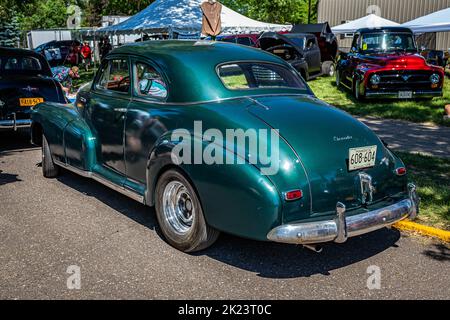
19, 97, 44, 107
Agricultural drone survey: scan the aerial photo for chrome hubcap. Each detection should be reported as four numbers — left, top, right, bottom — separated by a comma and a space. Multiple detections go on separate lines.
162, 181, 194, 234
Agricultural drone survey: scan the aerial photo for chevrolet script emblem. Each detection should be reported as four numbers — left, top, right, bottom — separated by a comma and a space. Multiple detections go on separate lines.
22, 86, 38, 92
359, 172, 374, 205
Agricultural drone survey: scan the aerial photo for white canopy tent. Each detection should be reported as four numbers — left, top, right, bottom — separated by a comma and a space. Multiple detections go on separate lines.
402, 8, 450, 33
331, 14, 400, 34
94, 0, 290, 36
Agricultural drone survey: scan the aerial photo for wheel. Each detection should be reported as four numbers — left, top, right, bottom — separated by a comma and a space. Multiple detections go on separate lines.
301, 69, 310, 81
354, 79, 365, 101
42, 134, 60, 178
155, 169, 220, 252
336, 70, 342, 89
322, 61, 335, 77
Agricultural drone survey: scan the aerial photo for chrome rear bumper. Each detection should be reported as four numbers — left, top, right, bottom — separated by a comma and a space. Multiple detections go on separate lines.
0, 113, 31, 131
267, 184, 419, 245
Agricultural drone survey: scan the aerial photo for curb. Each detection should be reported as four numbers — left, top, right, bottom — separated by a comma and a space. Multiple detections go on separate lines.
393, 220, 450, 243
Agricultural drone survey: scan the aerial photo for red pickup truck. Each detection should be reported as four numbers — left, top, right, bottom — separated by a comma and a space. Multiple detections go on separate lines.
336, 27, 445, 100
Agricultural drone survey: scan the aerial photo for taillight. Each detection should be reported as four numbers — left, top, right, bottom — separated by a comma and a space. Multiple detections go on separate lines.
284, 189, 303, 201
396, 167, 407, 176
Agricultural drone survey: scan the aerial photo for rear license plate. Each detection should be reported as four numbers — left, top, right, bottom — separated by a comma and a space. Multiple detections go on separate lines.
398, 91, 412, 99
19, 97, 44, 107
348, 145, 377, 171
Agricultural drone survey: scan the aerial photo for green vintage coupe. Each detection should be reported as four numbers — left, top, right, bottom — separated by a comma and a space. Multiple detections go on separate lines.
31, 41, 419, 252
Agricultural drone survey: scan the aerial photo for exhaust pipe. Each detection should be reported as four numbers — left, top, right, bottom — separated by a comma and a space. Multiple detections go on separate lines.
303, 244, 323, 253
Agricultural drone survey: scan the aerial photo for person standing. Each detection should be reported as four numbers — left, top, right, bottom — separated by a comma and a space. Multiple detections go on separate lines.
100, 37, 112, 61
80, 41, 92, 71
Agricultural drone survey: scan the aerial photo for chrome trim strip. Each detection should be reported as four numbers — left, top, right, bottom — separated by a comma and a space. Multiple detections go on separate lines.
131, 93, 313, 106
54, 159, 91, 177
54, 160, 144, 203
267, 186, 419, 245
365, 90, 442, 98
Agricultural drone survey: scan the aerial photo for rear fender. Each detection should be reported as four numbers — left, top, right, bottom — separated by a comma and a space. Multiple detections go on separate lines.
145, 133, 282, 241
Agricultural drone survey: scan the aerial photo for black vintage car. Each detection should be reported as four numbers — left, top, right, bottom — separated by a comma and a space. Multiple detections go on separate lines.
0, 47, 66, 131
259, 32, 328, 81
34, 40, 82, 66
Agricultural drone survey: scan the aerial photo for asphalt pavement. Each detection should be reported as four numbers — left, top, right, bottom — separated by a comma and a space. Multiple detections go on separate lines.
359, 117, 450, 158
0, 130, 449, 299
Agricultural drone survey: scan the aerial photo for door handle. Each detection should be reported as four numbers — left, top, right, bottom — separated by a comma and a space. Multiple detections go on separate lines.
114, 108, 127, 113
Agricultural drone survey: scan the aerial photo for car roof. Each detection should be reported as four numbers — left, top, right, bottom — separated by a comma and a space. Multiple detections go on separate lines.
0, 47, 43, 57
108, 40, 298, 103
110, 40, 280, 63
356, 27, 413, 34
222, 34, 259, 38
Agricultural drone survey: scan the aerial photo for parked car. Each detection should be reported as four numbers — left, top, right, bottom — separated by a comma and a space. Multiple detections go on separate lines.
419, 48, 447, 68
259, 32, 333, 80
217, 34, 260, 48
290, 22, 338, 74
31, 41, 419, 252
336, 27, 445, 100
35, 40, 82, 66
0, 47, 66, 132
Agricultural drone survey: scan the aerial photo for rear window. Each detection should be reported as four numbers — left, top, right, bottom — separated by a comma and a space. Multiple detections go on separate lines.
218, 62, 306, 90
2, 56, 42, 72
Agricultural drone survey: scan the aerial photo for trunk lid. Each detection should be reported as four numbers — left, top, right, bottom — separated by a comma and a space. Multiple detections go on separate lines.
0, 75, 63, 121
248, 95, 401, 216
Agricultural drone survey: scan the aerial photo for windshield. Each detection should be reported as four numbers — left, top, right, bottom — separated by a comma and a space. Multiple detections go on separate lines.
218, 62, 307, 91
284, 35, 305, 49
360, 32, 417, 53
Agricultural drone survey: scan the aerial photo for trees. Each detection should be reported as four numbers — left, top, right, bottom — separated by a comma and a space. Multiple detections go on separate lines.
3, 0, 319, 32
19, 0, 68, 30
0, 2, 21, 47
0, 12, 21, 47
83, 0, 155, 27
221, 0, 318, 25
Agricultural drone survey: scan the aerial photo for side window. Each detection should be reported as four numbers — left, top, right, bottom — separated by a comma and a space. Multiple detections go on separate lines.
237, 37, 252, 46
96, 58, 130, 93
306, 38, 316, 49
134, 62, 168, 100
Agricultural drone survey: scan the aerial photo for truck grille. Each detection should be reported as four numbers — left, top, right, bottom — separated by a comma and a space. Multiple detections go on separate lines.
376, 70, 436, 90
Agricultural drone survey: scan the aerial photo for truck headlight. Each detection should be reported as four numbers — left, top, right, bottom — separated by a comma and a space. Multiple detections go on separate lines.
370, 74, 381, 85
430, 73, 440, 84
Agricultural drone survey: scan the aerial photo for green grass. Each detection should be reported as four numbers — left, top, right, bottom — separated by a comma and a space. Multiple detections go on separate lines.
73, 69, 96, 89
308, 72, 450, 126
397, 152, 450, 230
